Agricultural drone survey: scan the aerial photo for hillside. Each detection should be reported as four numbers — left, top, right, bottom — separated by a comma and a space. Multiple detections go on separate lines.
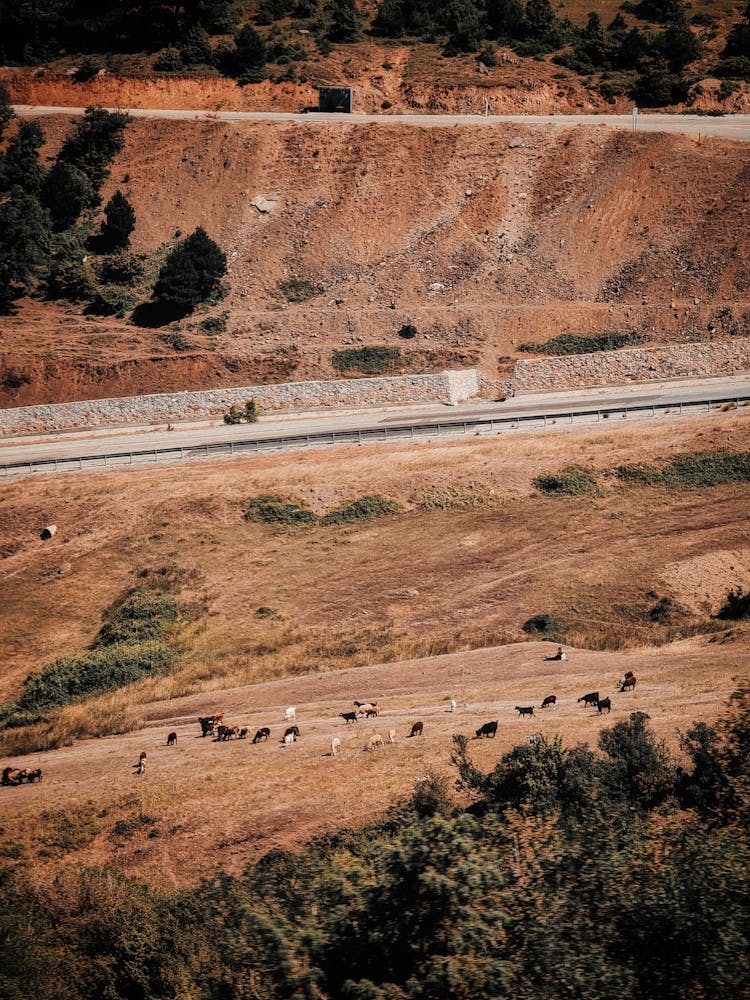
1, 115, 748, 407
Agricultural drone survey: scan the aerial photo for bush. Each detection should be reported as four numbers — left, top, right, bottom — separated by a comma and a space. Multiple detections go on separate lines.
616, 450, 750, 489
72, 56, 103, 82
518, 331, 642, 355
224, 399, 259, 424
398, 323, 417, 339
57, 107, 130, 196
145, 227, 227, 321
522, 613, 565, 641
332, 346, 403, 375
96, 589, 179, 647
714, 56, 750, 80
200, 313, 227, 335
278, 277, 323, 301
245, 494, 318, 525
716, 588, 750, 621
99, 190, 135, 251
96, 251, 145, 286
532, 466, 599, 496
321, 495, 402, 525
154, 47, 184, 72
42, 161, 97, 231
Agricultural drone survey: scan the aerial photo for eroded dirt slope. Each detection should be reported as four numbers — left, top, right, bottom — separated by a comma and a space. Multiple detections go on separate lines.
1, 116, 749, 406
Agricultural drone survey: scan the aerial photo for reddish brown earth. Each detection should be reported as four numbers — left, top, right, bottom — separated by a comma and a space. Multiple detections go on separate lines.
1, 114, 748, 407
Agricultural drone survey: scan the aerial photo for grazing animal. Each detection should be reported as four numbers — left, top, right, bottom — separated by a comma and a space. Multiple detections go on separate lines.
167, 732, 177, 746
526, 732, 543, 745
238, 727, 249, 739
223, 726, 240, 741
357, 703, 379, 717
515, 706, 535, 718
134, 759, 146, 775
409, 721, 424, 737
366, 733, 385, 750
2, 767, 22, 785
283, 732, 295, 747
388, 729, 396, 744
449, 698, 457, 713
475, 721, 498, 739
252, 727, 270, 743
24, 767, 43, 783
541, 695, 557, 709
215, 725, 230, 741
283, 725, 300, 742
619, 673, 637, 692
285, 706, 296, 722
331, 737, 341, 756
198, 716, 215, 737
339, 711, 358, 724
578, 691, 600, 708
364, 706, 380, 718
139, 752, 147, 763
597, 697, 612, 714
354, 701, 377, 708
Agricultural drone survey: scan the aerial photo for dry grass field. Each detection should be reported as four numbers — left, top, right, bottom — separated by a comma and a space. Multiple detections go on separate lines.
1, 409, 749, 884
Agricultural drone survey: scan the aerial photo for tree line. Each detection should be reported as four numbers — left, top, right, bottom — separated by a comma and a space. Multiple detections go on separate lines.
1, 694, 748, 999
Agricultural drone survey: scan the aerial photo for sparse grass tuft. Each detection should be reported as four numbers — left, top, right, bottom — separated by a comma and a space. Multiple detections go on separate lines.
417, 486, 497, 510
332, 346, 404, 376
278, 278, 323, 302
532, 466, 599, 496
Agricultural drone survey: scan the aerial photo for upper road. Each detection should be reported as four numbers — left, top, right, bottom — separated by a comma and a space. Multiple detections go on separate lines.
13, 106, 750, 142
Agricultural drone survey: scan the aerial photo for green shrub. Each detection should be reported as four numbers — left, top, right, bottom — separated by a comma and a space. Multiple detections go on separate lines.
649, 596, 674, 624
278, 278, 323, 302
142, 227, 227, 322
398, 323, 418, 339
224, 399, 258, 424
616, 450, 750, 489
532, 466, 599, 496
716, 588, 750, 621
518, 331, 642, 355
321, 495, 402, 525
154, 47, 184, 72
100, 190, 136, 251
245, 494, 318, 525
200, 313, 228, 335
522, 613, 566, 641
160, 331, 194, 352
96, 589, 178, 647
332, 346, 403, 376
96, 251, 145, 286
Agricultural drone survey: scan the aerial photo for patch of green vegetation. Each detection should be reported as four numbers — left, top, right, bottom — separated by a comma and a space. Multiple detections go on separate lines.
0, 587, 180, 728
245, 494, 318, 526
37, 804, 100, 857
224, 399, 258, 424
532, 466, 600, 496
159, 331, 194, 352
522, 613, 566, 642
649, 596, 675, 624
321, 495, 402, 525
717, 588, 750, 621
199, 313, 228, 335
418, 487, 496, 510
518, 331, 642, 355
616, 450, 750, 489
332, 346, 404, 376
278, 278, 323, 302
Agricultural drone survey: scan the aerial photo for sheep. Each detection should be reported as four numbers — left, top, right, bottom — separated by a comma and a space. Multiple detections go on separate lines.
356, 703, 379, 717
449, 698, 457, 713
331, 737, 341, 756
285, 706, 296, 722
366, 733, 385, 751
526, 732, 543, 745
388, 729, 396, 744
283, 732, 295, 747
167, 732, 177, 746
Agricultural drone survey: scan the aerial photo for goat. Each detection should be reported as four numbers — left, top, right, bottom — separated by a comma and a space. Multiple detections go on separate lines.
331, 737, 341, 756
388, 728, 396, 744
283, 732, 295, 747
357, 703, 379, 717
282, 725, 300, 742
449, 698, 457, 713
526, 732, 543, 745
541, 695, 556, 709
366, 733, 385, 751
597, 697, 612, 714
515, 706, 535, 718
139, 751, 147, 763
339, 711, 357, 724
409, 721, 424, 738
252, 727, 270, 743
475, 721, 498, 739
238, 727, 249, 739
134, 759, 146, 775
285, 706, 296, 722
578, 691, 599, 708
354, 701, 377, 708
24, 767, 43, 783
167, 732, 177, 746
2, 767, 23, 785
619, 673, 637, 692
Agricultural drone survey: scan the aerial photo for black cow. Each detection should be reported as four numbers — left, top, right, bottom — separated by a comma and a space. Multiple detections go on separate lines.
340, 712, 358, 724
597, 698, 612, 714
252, 727, 270, 743
475, 721, 498, 739
577, 691, 599, 708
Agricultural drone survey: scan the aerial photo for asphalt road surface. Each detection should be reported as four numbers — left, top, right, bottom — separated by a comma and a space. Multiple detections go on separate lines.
2, 378, 749, 473
13, 106, 750, 142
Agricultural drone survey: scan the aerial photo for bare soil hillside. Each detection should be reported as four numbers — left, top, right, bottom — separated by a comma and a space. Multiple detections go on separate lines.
1, 116, 748, 407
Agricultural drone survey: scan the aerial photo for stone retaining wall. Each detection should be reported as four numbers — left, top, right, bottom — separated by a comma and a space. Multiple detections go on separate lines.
512, 338, 750, 393
0, 369, 483, 435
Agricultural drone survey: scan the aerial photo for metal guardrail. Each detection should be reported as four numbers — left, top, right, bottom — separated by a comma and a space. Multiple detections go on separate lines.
1, 394, 748, 479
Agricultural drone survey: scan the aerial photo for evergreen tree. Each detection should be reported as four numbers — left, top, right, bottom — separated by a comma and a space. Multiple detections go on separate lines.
723, 2, 750, 59
41, 161, 97, 231
181, 22, 213, 65
57, 107, 130, 195
151, 227, 226, 317
0, 120, 46, 195
0, 81, 14, 142
230, 24, 268, 84
100, 190, 136, 251
660, 16, 702, 71
322, 0, 362, 42
487, 0, 524, 40
0, 190, 51, 312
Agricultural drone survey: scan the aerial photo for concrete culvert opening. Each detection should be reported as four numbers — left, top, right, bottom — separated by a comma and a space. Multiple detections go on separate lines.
40, 525, 57, 540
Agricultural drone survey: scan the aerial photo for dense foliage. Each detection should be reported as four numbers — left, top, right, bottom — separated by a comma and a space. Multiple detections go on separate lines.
0, 588, 179, 726
1, 699, 749, 998
146, 226, 227, 320
518, 331, 642, 355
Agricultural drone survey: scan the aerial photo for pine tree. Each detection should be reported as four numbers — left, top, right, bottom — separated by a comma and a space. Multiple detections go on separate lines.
0, 120, 46, 195
100, 190, 136, 251
152, 227, 227, 317
231, 25, 268, 84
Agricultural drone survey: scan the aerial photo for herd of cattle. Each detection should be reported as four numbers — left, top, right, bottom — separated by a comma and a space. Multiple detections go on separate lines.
1, 666, 639, 787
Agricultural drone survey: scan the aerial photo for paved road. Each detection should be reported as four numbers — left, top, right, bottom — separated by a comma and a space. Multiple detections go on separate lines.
13, 106, 750, 142
2, 378, 748, 471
